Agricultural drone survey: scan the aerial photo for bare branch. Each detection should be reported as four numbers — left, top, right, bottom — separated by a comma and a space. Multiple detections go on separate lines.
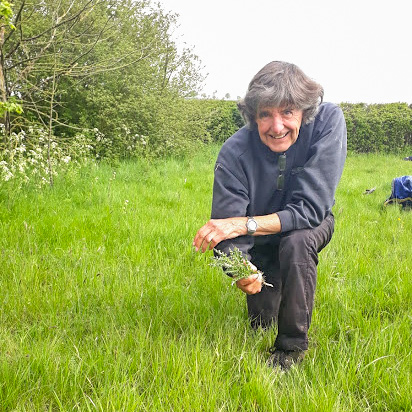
22, 0, 98, 42
66, 13, 114, 69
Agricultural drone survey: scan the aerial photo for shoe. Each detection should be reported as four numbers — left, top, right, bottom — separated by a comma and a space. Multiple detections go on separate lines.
267, 348, 305, 371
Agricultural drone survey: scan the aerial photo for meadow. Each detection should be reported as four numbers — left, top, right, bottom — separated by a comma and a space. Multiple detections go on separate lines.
0, 146, 411, 411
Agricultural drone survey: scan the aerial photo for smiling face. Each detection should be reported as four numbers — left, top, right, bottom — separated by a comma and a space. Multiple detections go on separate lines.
255, 106, 303, 152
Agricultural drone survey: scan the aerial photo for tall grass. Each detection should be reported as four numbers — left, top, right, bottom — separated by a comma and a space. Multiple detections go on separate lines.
0, 147, 410, 411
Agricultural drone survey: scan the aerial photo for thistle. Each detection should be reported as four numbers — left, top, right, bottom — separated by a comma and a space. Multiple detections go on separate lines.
211, 247, 273, 287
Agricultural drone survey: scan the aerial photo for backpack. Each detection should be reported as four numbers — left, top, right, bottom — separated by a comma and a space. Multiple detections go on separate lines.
384, 176, 412, 209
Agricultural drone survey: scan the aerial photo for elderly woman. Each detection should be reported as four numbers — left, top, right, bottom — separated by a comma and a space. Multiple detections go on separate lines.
193, 61, 347, 370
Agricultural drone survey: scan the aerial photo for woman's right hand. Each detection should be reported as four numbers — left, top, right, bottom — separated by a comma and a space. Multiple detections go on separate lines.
235, 262, 263, 295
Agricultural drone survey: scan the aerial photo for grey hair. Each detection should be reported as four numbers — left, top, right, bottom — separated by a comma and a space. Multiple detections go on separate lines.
237, 61, 324, 128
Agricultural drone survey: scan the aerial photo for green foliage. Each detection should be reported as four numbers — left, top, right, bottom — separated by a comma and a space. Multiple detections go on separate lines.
145, 97, 212, 158
341, 103, 411, 152
2, 0, 205, 159
56, 1, 206, 158
186, 99, 245, 143
0, 0, 15, 29
0, 97, 23, 116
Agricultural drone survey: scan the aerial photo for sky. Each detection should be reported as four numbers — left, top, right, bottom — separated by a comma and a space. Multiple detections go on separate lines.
159, 0, 411, 104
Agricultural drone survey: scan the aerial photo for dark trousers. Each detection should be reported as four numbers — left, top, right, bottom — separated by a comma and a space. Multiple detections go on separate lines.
247, 214, 335, 351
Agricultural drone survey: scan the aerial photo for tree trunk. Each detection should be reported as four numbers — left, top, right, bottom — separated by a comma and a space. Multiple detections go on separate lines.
0, 25, 9, 140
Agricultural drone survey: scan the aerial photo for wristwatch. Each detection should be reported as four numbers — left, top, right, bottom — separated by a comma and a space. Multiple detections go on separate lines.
246, 216, 258, 235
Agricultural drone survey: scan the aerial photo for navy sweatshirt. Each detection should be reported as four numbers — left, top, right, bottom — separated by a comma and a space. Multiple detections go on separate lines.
211, 102, 347, 259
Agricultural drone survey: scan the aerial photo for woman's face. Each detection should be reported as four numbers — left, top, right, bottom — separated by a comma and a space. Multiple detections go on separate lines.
255, 106, 303, 152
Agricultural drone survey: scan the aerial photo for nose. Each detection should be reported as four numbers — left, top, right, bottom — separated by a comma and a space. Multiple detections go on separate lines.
270, 114, 284, 134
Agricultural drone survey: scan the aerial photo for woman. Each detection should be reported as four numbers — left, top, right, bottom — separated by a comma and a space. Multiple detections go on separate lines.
193, 61, 347, 370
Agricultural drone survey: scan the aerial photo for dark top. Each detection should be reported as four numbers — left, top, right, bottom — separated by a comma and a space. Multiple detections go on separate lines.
211, 102, 347, 259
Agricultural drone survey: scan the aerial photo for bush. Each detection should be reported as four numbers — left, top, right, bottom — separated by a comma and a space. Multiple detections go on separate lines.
185, 99, 244, 143
339, 103, 411, 153
145, 97, 213, 158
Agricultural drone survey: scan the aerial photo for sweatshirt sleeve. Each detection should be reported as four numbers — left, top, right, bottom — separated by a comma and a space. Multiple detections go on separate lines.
277, 105, 347, 232
210, 161, 254, 261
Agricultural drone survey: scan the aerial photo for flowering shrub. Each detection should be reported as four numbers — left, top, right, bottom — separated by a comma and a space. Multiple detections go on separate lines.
0, 125, 94, 187
89, 126, 149, 160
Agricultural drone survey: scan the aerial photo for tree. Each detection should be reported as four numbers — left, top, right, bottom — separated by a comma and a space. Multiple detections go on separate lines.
1, 0, 205, 158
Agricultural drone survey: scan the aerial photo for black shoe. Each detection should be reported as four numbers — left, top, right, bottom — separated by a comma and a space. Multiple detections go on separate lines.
267, 349, 305, 371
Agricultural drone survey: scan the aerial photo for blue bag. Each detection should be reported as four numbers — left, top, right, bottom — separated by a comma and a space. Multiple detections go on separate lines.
384, 176, 412, 208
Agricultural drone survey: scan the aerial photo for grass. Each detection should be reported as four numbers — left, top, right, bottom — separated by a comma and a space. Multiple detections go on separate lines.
0, 146, 411, 411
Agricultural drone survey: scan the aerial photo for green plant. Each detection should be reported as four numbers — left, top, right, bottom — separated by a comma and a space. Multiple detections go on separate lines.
0, 98, 23, 117
211, 247, 273, 287
0, 0, 15, 29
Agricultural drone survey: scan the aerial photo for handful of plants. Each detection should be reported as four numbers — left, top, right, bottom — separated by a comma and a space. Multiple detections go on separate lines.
211, 247, 273, 287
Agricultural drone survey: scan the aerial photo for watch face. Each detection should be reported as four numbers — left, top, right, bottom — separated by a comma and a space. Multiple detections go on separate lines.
247, 218, 257, 233
248, 220, 257, 230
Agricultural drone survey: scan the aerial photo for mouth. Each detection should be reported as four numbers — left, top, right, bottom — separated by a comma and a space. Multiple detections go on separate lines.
269, 131, 289, 140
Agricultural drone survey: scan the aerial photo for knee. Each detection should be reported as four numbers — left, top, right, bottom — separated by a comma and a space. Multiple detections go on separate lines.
279, 229, 316, 262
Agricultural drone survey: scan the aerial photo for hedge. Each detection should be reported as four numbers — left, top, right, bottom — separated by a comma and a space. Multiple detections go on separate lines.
190, 100, 412, 153
184, 99, 244, 144
341, 103, 412, 153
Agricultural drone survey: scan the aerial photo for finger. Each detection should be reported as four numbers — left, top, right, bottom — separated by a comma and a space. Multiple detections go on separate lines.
197, 220, 226, 247
247, 278, 262, 294
193, 224, 213, 251
236, 273, 259, 286
237, 280, 262, 295
209, 231, 229, 249
193, 228, 206, 250
251, 284, 262, 294
193, 218, 235, 252
201, 232, 216, 253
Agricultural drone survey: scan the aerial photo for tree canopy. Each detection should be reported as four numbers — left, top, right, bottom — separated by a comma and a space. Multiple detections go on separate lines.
0, 0, 205, 156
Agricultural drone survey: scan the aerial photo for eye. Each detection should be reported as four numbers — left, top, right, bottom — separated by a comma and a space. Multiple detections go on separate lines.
258, 110, 271, 118
282, 109, 293, 117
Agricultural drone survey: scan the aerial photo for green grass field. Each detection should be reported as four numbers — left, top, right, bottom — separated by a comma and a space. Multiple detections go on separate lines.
0, 146, 411, 411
